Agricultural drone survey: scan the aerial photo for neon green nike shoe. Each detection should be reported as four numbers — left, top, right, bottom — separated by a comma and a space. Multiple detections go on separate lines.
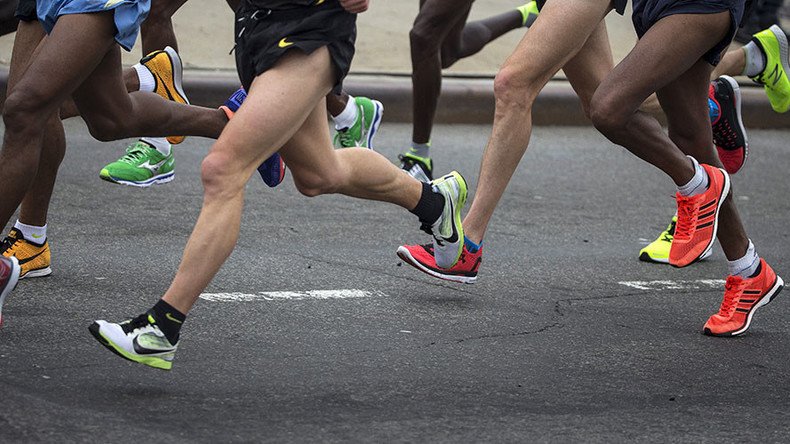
517, 1, 540, 27
89, 313, 178, 371
399, 151, 433, 183
100, 140, 175, 187
639, 216, 712, 264
751, 25, 790, 113
333, 96, 384, 149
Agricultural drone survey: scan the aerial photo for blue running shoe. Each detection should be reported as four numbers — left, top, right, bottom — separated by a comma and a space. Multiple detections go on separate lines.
220, 88, 286, 188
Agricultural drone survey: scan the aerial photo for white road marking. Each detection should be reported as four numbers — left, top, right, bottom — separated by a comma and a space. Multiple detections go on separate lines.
618, 279, 726, 291
200, 289, 384, 302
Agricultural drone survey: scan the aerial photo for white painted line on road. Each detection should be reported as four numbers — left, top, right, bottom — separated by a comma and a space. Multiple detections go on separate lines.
618, 279, 726, 291
200, 289, 384, 302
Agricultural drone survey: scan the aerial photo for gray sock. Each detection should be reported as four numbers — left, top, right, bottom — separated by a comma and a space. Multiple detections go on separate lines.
742, 41, 767, 77
409, 142, 431, 159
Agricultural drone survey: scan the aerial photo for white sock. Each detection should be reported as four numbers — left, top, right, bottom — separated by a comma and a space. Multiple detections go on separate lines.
728, 240, 760, 278
677, 156, 709, 197
742, 42, 767, 77
141, 137, 171, 156
333, 96, 358, 130
133, 63, 156, 93
14, 220, 47, 244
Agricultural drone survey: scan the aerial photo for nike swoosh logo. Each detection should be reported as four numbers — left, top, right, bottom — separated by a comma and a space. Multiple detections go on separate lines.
165, 313, 183, 324
155, 73, 176, 102
18, 248, 46, 265
441, 198, 459, 244
31, 234, 44, 239
278, 38, 294, 48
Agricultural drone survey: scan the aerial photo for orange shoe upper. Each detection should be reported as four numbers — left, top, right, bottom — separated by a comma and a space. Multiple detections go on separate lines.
1, 229, 50, 278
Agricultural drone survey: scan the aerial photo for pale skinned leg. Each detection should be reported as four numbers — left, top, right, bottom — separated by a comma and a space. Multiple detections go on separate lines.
462, 0, 614, 244
161, 48, 422, 314
713, 47, 746, 78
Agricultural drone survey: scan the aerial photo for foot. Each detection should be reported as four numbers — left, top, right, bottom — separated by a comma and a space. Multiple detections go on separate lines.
750, 25, 790, 113
710, 76, 748, 174
1, 228, 51, 279
516, 1, 540, 27
421, 171, 468, 269
670, 164, 730, 268
399, 152, 433, 183
333, 96, 384, 149
639, 216, 713, 264
89, 313, 178, 371
221, 88, 287, 188
397, 242, 481, 284
140, 46, 190, 144
0, 256, 20, 328
703, 259, 783, 337
99, 140, 175, 187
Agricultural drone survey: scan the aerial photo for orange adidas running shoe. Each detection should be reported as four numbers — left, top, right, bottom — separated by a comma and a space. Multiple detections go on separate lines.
703, 259, 783, 336
669, 164, 730, 268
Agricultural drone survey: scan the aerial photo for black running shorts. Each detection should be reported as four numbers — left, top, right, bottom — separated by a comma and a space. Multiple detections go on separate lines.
15, 0, 36, 22
536, 0, 627, 15
631, 0, 751, 65
234, 0, 356, 94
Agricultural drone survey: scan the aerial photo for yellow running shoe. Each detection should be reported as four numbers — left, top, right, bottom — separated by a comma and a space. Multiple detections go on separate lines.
517, 1, 540, 27
1, 228, 51, 279
140, 46, 190, 144
751, 25, 790, 113
639, 216, 713, 264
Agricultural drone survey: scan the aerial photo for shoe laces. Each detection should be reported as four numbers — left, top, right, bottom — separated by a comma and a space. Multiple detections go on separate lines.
719, 276, 748, 316
119, 143, 153, 164
1, 231, 23, 255
121, 313, 155, 335
674, 195, 701, 241
336, 128, 357, 148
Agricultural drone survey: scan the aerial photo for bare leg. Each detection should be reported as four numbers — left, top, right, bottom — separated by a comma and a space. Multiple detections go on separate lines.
590, 12, 748, 259
713, 47, 746, 78
161, 48, 422, 313
139, 0, 188, 53
462, 0, 614, 244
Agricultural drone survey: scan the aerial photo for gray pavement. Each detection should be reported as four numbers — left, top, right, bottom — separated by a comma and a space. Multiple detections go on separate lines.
2, 120, 790, 441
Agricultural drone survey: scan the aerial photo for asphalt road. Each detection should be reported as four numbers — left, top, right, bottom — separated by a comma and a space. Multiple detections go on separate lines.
1, 120, 790, 442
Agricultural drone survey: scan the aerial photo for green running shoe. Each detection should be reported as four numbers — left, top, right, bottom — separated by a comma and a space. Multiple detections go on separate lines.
751, 25, 790, 113
399, 151, 433, 183
517, 1, 540, 27
100, 140, 175, 187
89, 313, 178, 371
639, 216, 712, 264
333, 96, 384, 149
423, 171, 468, 269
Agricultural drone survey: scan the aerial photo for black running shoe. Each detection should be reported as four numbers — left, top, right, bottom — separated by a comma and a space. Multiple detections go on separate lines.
710, 76, 748, 174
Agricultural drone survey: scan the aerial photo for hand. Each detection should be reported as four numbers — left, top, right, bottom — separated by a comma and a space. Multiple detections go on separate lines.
338, 0, 369, 13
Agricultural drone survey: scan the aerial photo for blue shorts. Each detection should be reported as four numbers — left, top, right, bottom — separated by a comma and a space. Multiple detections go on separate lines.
632, 0, 749, 66
37, 0, 150, 51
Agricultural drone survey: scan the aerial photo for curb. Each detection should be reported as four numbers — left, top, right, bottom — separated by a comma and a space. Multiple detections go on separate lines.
1, 68, 788, 128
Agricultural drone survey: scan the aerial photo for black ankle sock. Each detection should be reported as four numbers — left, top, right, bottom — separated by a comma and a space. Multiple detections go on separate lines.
410, 182, 445, 225
148, 299, 186, 344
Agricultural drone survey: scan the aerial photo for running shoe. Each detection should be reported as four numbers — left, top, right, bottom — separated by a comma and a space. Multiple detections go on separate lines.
710, 76, 748, 174
99, 140, 175, 187
750, 25, 790, 113
703, 259, 783, 337
420, 171, 468, 269
397, 242, 481, 284
333, 96, 384, 149
89, 313, 178, 371
639, 216, 712, 264
400, 152, 433, 183
517, 1, 540, 27
140, 46, 190, 144
670, 164, 730, 268
1, 228, 51, 279
220, 88, 286, 188
0, 256, 20, 328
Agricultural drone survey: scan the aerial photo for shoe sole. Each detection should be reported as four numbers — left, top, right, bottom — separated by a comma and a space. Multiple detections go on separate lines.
672, 168, 730, 268
100, 172, 175, 188
88, 322, 173, 370
703, 275, 784, 337
397, 246, 477, 284
0, 257, 21, 328
162, 46, 189, 144
366, 100, 384, 149
718, 75, 749, 173
20, 266, 52, 279
640, 247, 712, 264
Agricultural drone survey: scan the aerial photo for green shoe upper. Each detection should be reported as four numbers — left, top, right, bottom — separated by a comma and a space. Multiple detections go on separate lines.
100, 140, 175, 184
751, 25, 790, 113
639, 216, 676, 263
334, 96, 381, 148
517, 1, 540, 27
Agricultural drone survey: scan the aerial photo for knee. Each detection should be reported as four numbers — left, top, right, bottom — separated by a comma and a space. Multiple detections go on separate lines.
493, 64, 539, 110
200, 152, 245, 199
2, 90, 43, 135
409, 23, 441, 57
589, 89, 628, 136
83, 116, 127, 142
292, 169, 342, 198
